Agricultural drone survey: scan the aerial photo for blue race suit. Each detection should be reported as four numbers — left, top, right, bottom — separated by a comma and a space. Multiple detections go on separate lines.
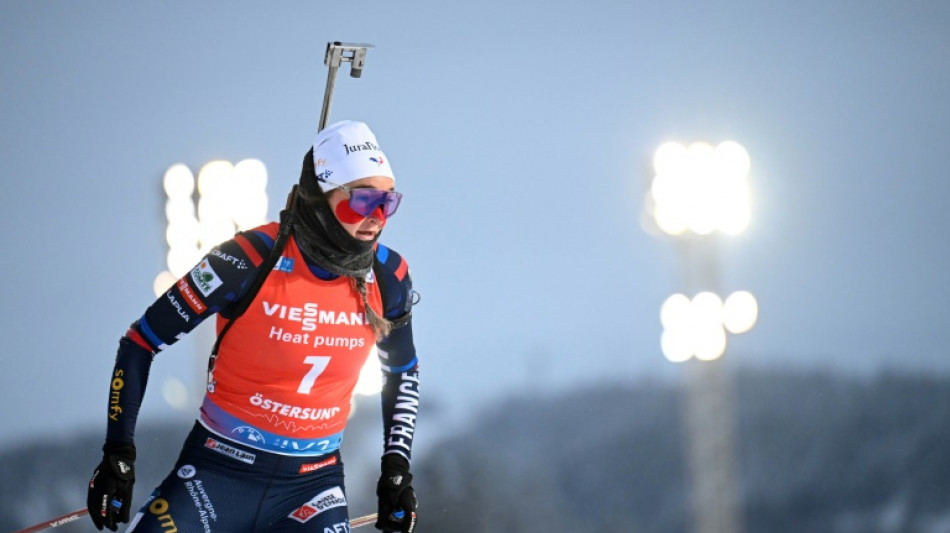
106, 223, 419, 532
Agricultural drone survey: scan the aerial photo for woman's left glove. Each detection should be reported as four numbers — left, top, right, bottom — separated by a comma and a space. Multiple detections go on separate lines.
87, 442, 136, 531
375, 454, 417, 532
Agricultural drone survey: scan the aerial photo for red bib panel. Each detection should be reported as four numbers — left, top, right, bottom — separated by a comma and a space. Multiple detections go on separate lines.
200, 232, 381, 453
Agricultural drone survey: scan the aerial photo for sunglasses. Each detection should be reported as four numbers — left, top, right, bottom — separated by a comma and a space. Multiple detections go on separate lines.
324, 179, 403, 217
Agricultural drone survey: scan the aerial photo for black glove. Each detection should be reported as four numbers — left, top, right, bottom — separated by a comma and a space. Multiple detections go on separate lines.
375, 454, 417, 533
87, 442, 136, 531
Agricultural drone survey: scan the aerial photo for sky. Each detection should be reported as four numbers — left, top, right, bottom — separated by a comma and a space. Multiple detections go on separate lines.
1, 1, 949, 448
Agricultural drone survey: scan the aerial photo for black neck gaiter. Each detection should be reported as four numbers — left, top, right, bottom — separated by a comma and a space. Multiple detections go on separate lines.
289, 149, 391, 339
292, 149, 377, 277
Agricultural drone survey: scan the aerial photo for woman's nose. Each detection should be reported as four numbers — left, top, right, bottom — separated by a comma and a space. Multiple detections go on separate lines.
368, 204, 387, 223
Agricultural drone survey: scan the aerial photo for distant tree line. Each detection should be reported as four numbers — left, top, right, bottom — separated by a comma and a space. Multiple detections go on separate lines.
3, 368, 949, 533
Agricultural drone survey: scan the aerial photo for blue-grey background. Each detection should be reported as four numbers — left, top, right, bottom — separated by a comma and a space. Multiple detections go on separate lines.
1, 1, 948, 451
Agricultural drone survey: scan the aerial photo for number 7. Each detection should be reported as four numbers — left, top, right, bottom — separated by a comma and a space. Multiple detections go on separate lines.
298, 356, 331, 394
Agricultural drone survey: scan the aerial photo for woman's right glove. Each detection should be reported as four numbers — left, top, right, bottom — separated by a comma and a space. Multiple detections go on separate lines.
86, 442, 136, 531
375, 453, 417, 532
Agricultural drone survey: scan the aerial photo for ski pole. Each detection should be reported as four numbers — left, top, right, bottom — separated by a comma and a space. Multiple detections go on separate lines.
11, 508, 87, 533
318, 41, 375, 132
350, 512, 379, 528
14, 509, 379, 533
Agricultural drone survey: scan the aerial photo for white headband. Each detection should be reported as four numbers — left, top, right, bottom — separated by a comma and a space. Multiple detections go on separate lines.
311, 120, 395, 192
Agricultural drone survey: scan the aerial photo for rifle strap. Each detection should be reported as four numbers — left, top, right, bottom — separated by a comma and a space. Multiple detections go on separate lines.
210, 186, 298, 357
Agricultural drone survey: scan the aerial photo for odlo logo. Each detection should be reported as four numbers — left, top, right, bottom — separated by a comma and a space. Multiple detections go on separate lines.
148, 498, 178, 532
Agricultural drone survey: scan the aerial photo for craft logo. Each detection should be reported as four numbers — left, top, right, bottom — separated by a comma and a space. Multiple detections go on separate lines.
210, 248, 248, 270
299, 455, 338, 474
204, 437, 257, 464
190, 260, 223, 297
289, 487, 347, 523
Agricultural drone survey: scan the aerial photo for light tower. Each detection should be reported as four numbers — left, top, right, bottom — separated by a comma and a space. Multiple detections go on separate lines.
645, 140, 758, 533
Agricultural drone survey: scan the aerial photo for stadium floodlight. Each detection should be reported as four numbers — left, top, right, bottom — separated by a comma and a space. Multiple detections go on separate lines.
163, 163, 195, 198
723, 290, 758, 334
153, 159, 269, 297
646, 140, 755, 533
659, 289, 757, 363
648, 140, 752, 237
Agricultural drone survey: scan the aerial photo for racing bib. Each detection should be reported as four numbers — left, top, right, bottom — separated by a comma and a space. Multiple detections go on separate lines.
200, 233, 381, 455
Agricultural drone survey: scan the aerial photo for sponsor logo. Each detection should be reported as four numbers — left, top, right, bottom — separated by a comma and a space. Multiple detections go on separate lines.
312, 487, 347, 512
312, 335, 365, 350
116, 459, 132, 475
274, 438, 333, 452
289, 487, 347, 523
249, 394, 342, 421
291, 505, 318, 523
204, 437, 257, 465
148, 498, 178, 532
190, 260, 223, 297
210, 248, 248, 270
49, 514, 82, 527
299, 455, 338, 474
316, 169, 334, 185
185, 478, 218, 528
369, 156, 384, 166
177, 465, 196, 479
324, 521, 351, 533
109, 369, 124, 422
176, 278, 207, 313
273, 257, 294, 273
262, 301, 367, 332
166, 292, 191, 323
266, 327, 366, 351
232, 426, 266, 445
343, 141, 379, 155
